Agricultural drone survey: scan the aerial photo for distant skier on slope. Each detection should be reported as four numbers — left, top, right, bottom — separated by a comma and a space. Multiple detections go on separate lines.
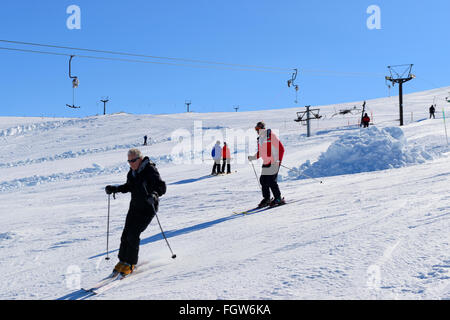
211, 141, 222, 175
105, 148, 166, 276
362, 113, 371, 128
248, 121, 285, 208
221, 141, 231, 174
429, 105, 436, 119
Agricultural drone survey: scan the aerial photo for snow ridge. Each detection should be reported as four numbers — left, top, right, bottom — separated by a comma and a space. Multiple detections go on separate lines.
285, 126, 447, 180
0, 118, 98, 138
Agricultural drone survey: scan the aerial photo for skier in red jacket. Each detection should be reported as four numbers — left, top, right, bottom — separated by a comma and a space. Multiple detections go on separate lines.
362, 113, 371, 128
221, 142, 231, 174
248, 121, 285, 207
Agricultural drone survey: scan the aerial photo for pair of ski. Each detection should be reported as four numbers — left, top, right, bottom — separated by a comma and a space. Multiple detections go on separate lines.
82, 262, 148, 295
82, 271, 130, 295
233, 198, 287, 215
81, 259, 173, 297
211, 170, 237, 176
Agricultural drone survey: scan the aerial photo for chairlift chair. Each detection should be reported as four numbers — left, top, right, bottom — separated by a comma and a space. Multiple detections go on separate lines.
287, 69, 299, 103
67, 55, 80, 109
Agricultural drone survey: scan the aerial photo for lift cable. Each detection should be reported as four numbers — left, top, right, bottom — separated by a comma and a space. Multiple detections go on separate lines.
0, 39, 385, 78
0, 46, 292, 74
0, 39, 291, 73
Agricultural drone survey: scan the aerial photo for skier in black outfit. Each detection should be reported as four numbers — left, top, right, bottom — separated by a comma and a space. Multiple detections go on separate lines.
105, 148, 166, 275
429, 105, 436, 119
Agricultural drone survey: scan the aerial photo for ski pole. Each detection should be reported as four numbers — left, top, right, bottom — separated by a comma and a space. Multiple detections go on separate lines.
154, 213, 177, 259
280, 164, 323, 184
249, 159, 262, 192
105, 194, 111, 260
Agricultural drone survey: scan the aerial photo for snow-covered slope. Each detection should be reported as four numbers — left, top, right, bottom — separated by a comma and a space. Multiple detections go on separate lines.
0, 87, 449, 300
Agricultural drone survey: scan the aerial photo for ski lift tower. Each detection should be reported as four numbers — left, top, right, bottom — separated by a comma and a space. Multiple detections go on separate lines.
185, 100, 192, 113
294, 105, 321, 137
385, 64, 415, 126
100, 97, 109, 115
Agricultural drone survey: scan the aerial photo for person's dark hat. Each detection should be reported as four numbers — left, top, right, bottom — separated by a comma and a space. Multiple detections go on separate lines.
255, 121, 265, 129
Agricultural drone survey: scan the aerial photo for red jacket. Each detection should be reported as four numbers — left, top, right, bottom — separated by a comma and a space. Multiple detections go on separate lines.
256, 129, 284, 166
222, 144, 231, 159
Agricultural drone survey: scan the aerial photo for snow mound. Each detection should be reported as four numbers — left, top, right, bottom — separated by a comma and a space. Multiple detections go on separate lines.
285, 126, 436, 180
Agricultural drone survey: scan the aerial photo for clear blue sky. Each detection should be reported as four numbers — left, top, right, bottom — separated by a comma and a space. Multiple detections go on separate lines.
0, 0, 449, 117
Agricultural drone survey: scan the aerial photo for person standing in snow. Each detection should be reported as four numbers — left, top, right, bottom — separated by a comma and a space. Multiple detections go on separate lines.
221, 142, 231, 174
429, 105, 436, 119
248, 121, 285, 207
105, 148, 166, 276
211, 141, 222, 175
143, 135, 148, 146
362, 113, 371, 128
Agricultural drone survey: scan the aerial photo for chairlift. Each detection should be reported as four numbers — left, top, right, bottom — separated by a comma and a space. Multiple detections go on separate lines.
331, 106, 361, 118
287, 68, 299, 103
67, 55, 80, 109
287, 69, 297, 87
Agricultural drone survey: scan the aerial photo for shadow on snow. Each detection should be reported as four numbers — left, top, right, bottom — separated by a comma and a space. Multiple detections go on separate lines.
88, 214, 240, 260
168, 174, 216, 185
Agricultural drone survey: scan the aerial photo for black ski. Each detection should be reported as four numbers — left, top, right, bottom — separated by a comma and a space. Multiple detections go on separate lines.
233, 198, 287, 215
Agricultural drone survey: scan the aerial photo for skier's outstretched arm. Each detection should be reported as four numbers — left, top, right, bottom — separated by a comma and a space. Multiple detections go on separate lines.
106, 174, 131, 195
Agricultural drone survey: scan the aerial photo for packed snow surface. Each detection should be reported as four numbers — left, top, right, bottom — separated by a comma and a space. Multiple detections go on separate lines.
0, 87, 449, 300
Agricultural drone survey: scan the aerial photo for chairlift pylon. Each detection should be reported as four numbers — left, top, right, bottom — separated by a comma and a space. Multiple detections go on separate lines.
67, 55, 80, 109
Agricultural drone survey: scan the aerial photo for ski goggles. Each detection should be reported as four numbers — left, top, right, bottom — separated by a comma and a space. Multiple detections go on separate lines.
128, 157, 140, 164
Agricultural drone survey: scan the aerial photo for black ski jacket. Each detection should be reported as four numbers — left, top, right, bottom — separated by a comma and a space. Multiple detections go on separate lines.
117, 157, 166, 213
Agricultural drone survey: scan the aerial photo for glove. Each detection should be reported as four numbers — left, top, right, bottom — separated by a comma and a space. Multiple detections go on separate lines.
147, 191, 159, 212
105, 185, 118, 195
248, 155, 257, 161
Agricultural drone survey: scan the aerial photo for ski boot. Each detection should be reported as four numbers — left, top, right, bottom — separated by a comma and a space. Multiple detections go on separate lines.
270, 197, 286, 207
112, 261, 127, 275
112, 261, 134, 276
112, 262, 123, 276
257, 198, 271, 208
119, 263, 135, 276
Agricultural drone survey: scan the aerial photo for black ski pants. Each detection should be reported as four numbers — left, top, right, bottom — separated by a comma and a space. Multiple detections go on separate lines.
260, 172, 281, 200
212, 162, 221, 174
118, 209, 154, 265
221, 159, 231, 174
